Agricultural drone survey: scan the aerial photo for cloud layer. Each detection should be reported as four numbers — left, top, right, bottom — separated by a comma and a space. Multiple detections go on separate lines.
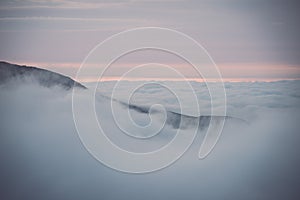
0, 80, 300, 199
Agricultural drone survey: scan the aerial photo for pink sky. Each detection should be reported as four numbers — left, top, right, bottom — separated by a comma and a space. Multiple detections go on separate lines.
16, 61, 300, 82
0, 0, 299, 81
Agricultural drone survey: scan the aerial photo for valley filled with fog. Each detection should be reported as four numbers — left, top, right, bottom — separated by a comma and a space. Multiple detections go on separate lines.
1, 80, 300, 200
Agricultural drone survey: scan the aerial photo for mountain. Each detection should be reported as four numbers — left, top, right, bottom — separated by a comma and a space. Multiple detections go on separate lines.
99, 94, 248, 130
0, 61, 86, 90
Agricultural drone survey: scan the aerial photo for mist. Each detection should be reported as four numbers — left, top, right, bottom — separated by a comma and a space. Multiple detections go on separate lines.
0, 80, 300, 199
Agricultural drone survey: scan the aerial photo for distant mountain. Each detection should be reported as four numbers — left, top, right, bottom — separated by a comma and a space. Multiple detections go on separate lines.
99, 94, 248, 130
0, 61, 86, 90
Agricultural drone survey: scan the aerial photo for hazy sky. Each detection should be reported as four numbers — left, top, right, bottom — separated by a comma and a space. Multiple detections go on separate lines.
0, 0, 299, 80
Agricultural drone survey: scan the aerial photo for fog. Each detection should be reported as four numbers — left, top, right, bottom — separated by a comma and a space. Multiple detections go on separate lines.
0, 80, 300, 199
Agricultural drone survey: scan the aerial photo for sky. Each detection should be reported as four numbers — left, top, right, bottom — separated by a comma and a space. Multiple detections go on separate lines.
0, 0, 300, 81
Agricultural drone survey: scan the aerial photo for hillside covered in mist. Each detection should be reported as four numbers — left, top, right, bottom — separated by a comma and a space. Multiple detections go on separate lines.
0, 61, 86, 90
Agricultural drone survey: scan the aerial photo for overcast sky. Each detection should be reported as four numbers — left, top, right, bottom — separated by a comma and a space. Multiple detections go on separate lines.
0, 0, 299, 81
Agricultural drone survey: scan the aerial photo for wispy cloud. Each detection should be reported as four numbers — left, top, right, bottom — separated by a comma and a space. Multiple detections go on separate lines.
0, 0, 128, 10
0, 16, 149, 22
0, 16, 162, 32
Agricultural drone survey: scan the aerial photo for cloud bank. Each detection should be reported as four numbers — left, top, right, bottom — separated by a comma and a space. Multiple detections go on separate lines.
0, 80, 300, 199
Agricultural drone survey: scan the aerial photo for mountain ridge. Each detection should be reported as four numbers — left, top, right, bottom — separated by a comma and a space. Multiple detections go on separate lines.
0, 61, 86, 90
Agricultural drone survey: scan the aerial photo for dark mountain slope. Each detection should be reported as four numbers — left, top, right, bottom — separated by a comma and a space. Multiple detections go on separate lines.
0, 61, 86, 90
98, 94, 248, 130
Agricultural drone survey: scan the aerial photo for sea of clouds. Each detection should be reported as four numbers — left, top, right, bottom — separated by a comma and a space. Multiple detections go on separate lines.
0, 80, 300, 200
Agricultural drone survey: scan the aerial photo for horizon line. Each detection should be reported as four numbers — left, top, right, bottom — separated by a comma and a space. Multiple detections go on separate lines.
79, 77, 300, 83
